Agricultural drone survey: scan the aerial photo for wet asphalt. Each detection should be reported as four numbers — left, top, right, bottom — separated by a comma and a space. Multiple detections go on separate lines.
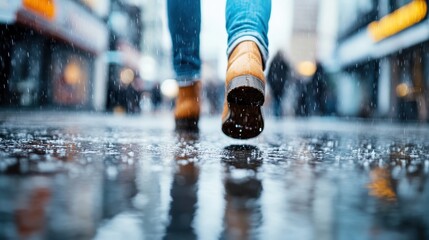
0, 111, 428, 240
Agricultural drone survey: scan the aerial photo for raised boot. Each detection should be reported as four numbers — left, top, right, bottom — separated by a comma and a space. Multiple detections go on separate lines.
222, 41, 265, 139
175, 81, 201, 131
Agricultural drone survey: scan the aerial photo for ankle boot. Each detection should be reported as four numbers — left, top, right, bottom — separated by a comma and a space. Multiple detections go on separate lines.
221, 41, 265, 139
175, 81, 201, 131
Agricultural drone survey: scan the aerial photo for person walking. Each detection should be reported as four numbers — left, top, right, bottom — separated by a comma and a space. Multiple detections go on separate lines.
266, 51, 290, 117
168, 0, 271, 139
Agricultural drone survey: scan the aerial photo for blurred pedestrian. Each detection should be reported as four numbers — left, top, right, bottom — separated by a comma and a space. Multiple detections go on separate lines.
205, 80, 223, 115
308, 62, 328, 116
267, 51, 290, 117
168, 0, 271, 139
151, 83, 162, 113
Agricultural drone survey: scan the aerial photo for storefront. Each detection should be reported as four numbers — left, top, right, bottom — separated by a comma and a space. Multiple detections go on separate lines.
105, 0, 144, 113
0, 0, 109, 110
335, 0, 429, 120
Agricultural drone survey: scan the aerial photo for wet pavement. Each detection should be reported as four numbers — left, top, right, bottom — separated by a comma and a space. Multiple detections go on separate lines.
0, 111, 429, 240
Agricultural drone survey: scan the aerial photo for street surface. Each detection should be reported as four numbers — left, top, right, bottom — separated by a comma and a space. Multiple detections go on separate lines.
0, 111, 428, 240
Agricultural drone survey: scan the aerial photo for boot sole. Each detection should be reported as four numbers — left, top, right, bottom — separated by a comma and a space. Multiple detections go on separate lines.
175, 118, 199, 132
222, 75, 265, 139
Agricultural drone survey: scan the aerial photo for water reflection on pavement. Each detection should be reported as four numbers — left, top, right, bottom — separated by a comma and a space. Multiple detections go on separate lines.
0, 112, 428, 240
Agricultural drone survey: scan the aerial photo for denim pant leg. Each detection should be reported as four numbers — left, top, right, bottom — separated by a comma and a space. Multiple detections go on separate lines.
226, 0, 271, 66
167, 0, 201, 86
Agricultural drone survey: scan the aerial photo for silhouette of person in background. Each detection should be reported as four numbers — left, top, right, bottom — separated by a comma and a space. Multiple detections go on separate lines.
267, 51, 290, 117
151, 83, 163, 113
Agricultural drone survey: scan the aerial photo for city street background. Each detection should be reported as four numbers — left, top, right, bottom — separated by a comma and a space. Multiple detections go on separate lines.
2, 0, 429, 239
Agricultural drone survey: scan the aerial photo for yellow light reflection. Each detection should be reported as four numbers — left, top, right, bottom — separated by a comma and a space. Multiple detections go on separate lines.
396, 83, 410, 97
297, 61, 317, 77
64, 62, 82, 86
120, 68, 135, 85
368, 0, 427, 42
113, 106, 126, 115
367, 168, 396, 202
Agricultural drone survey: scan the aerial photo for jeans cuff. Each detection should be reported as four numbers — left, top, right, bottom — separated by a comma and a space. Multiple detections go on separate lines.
227, 35, 268, 68
176, 74, 201, 87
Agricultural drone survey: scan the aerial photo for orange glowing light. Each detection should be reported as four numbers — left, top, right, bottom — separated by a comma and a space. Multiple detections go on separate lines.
120, 68, 135, 85
368, 0, 427, 42
396, 83, 410, 97
367, 168, 397, 201
64, 62, 82, 86
23, 0, 56, 20
297, 61, 317, 77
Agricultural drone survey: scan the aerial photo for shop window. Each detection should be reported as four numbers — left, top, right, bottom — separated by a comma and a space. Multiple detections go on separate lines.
9, 38, 44, 106
51, 50, 91, 107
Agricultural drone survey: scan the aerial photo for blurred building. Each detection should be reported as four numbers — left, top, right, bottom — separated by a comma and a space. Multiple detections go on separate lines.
139, 0, 172, 113
140, 0, 171, 83
280, 0, 335, 117
333, 0, 429, 121
105, 0, 144, 113
0, 0, 152, 113
290, 0, 319, 67
0, 0, 109, 110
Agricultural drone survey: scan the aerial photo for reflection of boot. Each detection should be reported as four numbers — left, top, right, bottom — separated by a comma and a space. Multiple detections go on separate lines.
222, 145, 263, 198
222, 41, 265, 139
15, 188, 51, 239
222, 145, 263, 171
165, 132, 199, 240
222, 145, 263, 239
175, 81, 201, 131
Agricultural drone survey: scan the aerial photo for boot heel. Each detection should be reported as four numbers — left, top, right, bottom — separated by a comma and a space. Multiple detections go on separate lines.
175, 118, 199, 132
226, 75, 265, 106
221, 103, 264, 139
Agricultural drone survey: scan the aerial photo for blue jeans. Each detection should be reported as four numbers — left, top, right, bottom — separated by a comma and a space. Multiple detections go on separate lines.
167, 0, 271, 86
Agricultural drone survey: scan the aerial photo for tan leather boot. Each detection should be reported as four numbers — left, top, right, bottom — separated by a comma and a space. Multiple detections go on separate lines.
222, 41, 265, 139
175, 81, 201, 131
